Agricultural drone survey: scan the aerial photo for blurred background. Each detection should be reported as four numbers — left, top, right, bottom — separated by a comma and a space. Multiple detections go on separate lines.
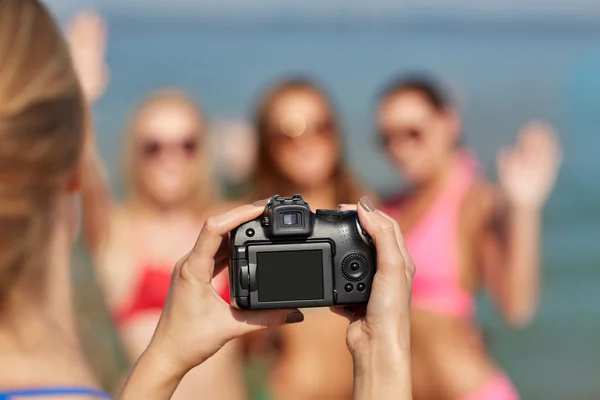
46, 1, 600, 399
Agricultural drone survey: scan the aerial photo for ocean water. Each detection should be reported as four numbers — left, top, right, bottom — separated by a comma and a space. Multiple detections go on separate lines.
76, 18, 600, 399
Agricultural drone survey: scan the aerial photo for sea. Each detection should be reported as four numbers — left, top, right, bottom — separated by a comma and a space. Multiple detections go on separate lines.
69, 15, 600, 399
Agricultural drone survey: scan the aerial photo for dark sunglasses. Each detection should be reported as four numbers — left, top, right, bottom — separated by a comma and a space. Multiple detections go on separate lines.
140, 138, 199, 159
378, 126, 423, 147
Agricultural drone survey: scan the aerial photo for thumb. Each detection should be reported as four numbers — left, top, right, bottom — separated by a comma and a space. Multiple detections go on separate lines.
231, 309, 304, 335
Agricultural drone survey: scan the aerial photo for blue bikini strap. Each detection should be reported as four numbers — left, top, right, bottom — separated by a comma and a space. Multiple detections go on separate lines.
0, 387, 112, 399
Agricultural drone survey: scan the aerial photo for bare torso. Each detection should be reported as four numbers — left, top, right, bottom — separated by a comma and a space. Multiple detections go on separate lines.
395, 179, 501, 400
270, 310, 354, 400
268, 198, 354, 400
97, 204, 246, 400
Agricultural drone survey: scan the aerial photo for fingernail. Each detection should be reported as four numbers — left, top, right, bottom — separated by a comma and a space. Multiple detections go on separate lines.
285, 311, 304, 324
359, 196, 376, 212
252, 198, 269, 207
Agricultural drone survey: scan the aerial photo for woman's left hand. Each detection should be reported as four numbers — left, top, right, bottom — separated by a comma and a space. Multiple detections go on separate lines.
497, 121, 563, 209
142, 202, 302, 380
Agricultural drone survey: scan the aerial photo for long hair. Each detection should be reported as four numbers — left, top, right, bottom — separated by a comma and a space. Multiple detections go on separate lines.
253, 77, 366, 205
0, 0, 85, 303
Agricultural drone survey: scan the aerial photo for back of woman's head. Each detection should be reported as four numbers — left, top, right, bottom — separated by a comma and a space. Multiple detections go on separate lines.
0, 0, 85, 303
253, 76, 365, 205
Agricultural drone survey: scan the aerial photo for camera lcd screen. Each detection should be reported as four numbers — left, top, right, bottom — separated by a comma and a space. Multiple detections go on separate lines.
257, 250, 324, 302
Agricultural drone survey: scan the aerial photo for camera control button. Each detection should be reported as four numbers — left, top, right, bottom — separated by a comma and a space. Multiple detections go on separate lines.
344, 283, 353, 292
341, 253, 370, 281
357, 283, 366, 292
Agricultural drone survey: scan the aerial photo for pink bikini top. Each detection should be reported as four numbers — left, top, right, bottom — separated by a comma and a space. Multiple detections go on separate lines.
114, 263, 230, 327
383, 151, 478, 318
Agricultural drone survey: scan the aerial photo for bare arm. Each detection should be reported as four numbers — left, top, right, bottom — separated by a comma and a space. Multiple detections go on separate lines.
338, 199, 414, 400
481, 121, 561, 327
67, 11, 112, 252
119, 346, 184, 400
352, 338, 412, 400
80, 137, 112, 251
480, 191, 542, 327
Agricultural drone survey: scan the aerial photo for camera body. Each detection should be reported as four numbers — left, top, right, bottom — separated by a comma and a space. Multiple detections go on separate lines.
228, 194, 376, 310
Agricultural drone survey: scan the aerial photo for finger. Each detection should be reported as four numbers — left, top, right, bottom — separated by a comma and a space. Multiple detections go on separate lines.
376, 210, 415, 280
523, 127, 545, 164
356, 196, 404, 277
330, 306, 352, 320
231, 309, 304, 336
184, 201, 267, 283
330, 306, 364, 322
338, 204, 357, 211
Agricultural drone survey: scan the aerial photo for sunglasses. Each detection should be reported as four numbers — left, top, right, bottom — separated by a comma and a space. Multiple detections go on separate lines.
378, 126, 424, 147
140, 138, 199, 159
270, 118, 335, 141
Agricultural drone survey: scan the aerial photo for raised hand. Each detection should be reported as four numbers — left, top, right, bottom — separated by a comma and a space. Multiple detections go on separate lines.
67, 11, 109, 103
497, 121, 563, 209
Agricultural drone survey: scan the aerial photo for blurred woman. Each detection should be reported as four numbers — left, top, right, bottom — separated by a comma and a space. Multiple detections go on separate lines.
251, 77, 373, 400
70, 13, 245, 400
376, 75, 562, 400
0, 0, 109, 397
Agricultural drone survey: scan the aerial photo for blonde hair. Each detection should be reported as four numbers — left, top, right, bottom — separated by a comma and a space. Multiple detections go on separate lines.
121, 89, 217, 213
0, 0, 85, 302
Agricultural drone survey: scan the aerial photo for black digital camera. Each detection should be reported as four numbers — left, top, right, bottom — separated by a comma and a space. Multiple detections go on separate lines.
228, 194, 376, 310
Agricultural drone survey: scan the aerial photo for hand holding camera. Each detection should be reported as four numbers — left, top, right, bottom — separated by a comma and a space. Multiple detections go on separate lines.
121, 195, 413, 400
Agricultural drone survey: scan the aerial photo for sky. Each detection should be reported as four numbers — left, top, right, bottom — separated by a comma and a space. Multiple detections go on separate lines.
44, 0, 600, 19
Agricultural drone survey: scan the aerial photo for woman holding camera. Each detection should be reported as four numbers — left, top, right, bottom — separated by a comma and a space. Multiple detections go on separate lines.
375, 75, 562, 399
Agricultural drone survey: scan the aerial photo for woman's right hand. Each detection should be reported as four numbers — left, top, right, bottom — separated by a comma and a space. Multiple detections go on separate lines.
67, 11, 109, 103
337, 196, 415, 400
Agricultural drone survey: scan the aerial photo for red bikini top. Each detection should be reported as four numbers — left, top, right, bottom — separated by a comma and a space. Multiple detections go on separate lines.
114, 263, 231, 327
